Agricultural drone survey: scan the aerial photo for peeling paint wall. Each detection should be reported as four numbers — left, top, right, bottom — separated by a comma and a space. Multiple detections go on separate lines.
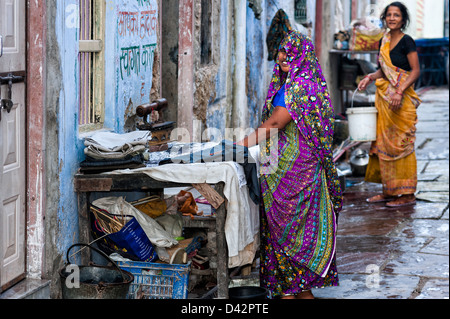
202, 0, 317, 138
55, 0, 84, 257
205, 0, 233, 137
161, 0, 179, 124
43, 0, 80, 297
174, 0, 318, 141
245, 4, 266, 129
193, 0, 220, 129
201, 0, 255, 139
114, 0, 159, 132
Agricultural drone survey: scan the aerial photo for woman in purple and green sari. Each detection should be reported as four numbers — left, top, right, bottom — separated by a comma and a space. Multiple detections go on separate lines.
238, 31, 343, 299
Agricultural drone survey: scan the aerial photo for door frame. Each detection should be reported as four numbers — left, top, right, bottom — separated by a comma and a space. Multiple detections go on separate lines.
24, 0, 46, 282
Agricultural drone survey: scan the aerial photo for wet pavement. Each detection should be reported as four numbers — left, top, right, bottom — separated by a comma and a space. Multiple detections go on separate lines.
313, 86, 449, 299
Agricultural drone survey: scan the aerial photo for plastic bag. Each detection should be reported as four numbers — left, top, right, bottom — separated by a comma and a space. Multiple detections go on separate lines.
155, 213, 183, 238
93, 196, 178, 248
131, 195, 167, 219
349, 18, 385, 51
350, 29, 383, 51
90, 206, 157, 262
107, 216, 158, 262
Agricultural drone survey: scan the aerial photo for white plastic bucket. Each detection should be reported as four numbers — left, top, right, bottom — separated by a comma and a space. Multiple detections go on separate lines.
347, 107, 378, 141
347, 91, 378, 141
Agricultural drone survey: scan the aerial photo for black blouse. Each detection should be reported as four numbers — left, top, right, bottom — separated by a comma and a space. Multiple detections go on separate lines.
378, 34, 417, 71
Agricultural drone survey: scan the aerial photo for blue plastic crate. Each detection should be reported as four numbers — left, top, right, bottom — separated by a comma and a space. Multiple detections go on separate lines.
415, 37, 449, 48
415, 37, 449, 87
118, 260, 191, 299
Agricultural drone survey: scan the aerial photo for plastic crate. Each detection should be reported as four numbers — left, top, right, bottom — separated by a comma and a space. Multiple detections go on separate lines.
415, 37, 449, 47
118, 260, 191, 299
415, 37, 449, 87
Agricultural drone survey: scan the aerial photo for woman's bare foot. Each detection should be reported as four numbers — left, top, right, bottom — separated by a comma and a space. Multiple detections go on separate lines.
386, 194, 416, 207
295, 290, 314, 299
367, 194, 396, 203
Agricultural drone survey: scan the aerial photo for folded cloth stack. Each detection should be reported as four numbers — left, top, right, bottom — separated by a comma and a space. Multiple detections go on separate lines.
81, 131, 151, 173
84, 130, 151, 160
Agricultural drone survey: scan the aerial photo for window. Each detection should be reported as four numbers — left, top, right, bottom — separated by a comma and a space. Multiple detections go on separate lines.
78, 0, 105, 131
294, 0, 307, 25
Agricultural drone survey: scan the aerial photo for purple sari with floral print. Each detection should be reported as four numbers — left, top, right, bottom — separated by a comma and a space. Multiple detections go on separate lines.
260, 31, 343, 298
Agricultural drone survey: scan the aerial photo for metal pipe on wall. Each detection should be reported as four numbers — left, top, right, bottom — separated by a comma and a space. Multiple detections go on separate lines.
232, 0, 248, 129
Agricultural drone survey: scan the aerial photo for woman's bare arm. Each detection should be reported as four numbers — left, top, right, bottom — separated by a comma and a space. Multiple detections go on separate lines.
357, 68, 384, 91
236, 106, 292, 147
399, 51, 420, 92
390, 51, 420, 109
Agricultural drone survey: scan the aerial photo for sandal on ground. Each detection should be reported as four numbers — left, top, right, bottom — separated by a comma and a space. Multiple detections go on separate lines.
366, 194, 396, 203
386, 195, 416, 207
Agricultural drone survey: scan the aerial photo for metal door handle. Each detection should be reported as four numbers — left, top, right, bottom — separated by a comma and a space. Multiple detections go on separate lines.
0, 73, 25, 114
0, 73, 24, 84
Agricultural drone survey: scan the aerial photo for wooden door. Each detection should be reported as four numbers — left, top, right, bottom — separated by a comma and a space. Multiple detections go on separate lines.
0, 0, 26, 292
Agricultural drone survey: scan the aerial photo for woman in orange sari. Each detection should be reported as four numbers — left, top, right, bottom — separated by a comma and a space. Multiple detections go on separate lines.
357, 2, 421, 207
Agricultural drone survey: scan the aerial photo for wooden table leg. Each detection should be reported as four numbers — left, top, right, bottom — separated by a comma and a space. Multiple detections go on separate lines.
77, 191, 91, 264
214, 182, 228, 299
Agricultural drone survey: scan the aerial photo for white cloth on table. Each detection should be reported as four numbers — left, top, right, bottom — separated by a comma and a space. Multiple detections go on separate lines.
107, 161, 259, 268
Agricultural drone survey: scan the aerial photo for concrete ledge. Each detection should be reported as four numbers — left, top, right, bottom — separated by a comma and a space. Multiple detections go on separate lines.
0, 278, 50, 299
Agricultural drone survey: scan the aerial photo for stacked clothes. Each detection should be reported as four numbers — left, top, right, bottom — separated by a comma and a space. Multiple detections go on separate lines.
80, 130, 151, 173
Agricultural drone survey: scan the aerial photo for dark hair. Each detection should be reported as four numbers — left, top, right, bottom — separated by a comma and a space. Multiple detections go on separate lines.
380, 2, 410, 31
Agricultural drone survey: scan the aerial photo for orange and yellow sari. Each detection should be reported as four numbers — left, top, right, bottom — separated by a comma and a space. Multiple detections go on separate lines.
365, 31, 421, 196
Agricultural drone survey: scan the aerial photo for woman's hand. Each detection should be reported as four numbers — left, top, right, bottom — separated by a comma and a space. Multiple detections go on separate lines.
357, 76, 372, 91
388, 51, 419, 111
390, 90, 403, 110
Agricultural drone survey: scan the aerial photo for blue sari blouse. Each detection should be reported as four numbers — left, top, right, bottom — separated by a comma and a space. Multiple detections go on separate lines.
272, 83, 286, 107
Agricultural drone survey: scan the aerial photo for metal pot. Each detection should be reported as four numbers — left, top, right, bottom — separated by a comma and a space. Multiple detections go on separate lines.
333, 119, 349, 145
350, 148, 369, 177
59, 243, 134, 299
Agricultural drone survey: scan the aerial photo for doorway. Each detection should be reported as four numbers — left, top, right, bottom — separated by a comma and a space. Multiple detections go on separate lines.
0, 0, 27, 292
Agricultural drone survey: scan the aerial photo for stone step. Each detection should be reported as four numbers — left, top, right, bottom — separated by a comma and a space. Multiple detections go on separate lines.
0, 278, 50, 299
